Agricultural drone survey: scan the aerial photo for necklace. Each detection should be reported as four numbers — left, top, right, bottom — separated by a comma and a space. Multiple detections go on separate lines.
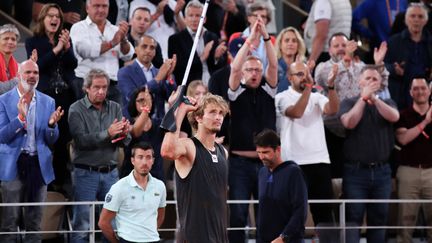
207, 148, 218, 163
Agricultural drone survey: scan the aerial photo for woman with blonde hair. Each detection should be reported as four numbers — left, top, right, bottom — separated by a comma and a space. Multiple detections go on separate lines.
275, 26, 306, 92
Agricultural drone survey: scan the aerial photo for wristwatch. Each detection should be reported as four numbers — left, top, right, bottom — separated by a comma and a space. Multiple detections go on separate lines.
280, 233, 290, 243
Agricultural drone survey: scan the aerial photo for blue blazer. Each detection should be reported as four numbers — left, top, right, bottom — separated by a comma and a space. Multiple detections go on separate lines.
0, 88, 59, 184
118, 60, 177, 119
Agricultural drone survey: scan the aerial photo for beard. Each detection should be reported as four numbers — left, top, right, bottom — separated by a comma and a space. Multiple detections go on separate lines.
210, 127, 221, 134
21, 79, 38, 92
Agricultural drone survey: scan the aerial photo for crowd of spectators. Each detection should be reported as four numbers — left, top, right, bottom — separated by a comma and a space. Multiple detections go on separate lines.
1, 0, 432, 242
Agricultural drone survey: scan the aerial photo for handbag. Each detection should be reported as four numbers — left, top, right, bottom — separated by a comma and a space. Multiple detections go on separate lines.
49, 67, 69, 94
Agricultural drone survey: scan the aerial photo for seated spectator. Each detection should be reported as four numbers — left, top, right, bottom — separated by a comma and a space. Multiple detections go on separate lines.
25, 3, 77, 192
32, 0, 82, 30
168, 0, 227, 86
274, 26, 306, 93
385, 3, 432, 110
129, 0, 186, 59
120, 86, 165, 181
118, 35, 177, 120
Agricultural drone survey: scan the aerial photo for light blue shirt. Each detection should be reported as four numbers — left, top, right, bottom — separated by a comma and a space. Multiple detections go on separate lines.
18, 88, 37, 154
103, 171, 166, 242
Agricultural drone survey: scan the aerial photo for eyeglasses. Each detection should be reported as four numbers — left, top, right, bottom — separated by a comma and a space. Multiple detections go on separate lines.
290, 72, 306, 78
46, 14, 60, 19
244, 68, 262, 73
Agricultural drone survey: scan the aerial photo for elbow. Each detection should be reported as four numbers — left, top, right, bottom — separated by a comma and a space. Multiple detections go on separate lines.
161, 146, 175, 160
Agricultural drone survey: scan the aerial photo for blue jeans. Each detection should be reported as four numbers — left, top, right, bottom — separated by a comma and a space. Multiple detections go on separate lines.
228, 155, 262, 243
71, 167, 118, 243
343, 163, 392, 243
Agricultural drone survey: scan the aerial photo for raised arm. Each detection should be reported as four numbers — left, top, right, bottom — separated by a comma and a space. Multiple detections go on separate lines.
229, 21, 261, 91
259, 20, 277, 87
160, 96, 197, 177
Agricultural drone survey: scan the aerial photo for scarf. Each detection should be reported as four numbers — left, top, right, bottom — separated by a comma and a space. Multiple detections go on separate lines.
0, 52, 18, 81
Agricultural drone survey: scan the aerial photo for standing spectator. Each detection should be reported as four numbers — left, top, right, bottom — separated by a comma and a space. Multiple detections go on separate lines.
274, 26, 306, 93
161, 93, 230, 243
0, 24, 19, 82
125, 7, 163, 67
0, 60, 63, 242
394, 78, 432, 243
391, 0, 432, 35
352, 0, 408, 62
254, 129, 308, 243
118, 35, 176, 120
227, 18, 278, 243
340, 66, 399, 243
26, 3, 77, 192
70, 0, 134, 104
303, 0, 351, 65
231, 2, 275, 69
385, 3, 432, 110
275, 61, 338, 242
129, 0, 186, 59
99, 142, 166, 243
68, 68, 131, 243
120, 86, 166, 181
168, 0, 227, 85
314, 32, 389, 177
32, 0, 83, 30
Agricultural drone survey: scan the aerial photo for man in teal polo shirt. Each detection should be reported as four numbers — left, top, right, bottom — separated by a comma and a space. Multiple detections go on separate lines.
98, 142, 167, 243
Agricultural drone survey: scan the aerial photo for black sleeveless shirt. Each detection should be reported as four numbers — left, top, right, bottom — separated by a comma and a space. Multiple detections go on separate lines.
175, 137, 228, 243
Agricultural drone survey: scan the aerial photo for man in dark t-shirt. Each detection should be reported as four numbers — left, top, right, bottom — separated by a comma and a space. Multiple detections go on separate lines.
161, 93, 230, 243
340, 66, 399, 243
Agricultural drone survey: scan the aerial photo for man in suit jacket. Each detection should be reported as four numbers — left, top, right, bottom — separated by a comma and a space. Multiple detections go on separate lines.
0, 60, 63, 242
118, 35, 177, 120
168, 0, 227, 86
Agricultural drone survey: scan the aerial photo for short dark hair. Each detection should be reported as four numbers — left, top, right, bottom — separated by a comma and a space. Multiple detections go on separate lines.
328, 32, 349, 47
131, 6, 151, 18
254, 129, 280, 149
131, 141, 154, 157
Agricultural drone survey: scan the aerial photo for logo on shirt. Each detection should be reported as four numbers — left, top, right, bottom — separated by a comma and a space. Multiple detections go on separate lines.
131, 195, 135, 200
105, 194, 112, 203
154, 193, 160, 196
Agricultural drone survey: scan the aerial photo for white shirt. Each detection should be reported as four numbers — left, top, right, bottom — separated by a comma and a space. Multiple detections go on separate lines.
275, 87, 330, 165
136, 59, 154, 82
70, 16, 134, 80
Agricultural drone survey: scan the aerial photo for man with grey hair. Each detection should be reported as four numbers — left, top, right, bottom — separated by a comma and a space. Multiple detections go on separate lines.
0, 60, 63, 242
68, 68, 131, 243
385, 3, 432, 110
70, 0, 134, 104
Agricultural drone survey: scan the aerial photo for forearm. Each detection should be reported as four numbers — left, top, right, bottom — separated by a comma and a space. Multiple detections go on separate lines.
100, 223, 118, 243
119, 40, 131, 55
161, 109, 187, 159
309, 36, 326, 63
374, 98, 399, 122
264, 38, 278, 87
174, 13, 186, 31
341, 98, 366, 129
284, 89, 312, 118
396, 121, 429, 145
325, 89, 339, 115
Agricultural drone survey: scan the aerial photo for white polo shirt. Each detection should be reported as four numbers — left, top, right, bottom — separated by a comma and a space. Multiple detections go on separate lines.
275, 87, 330, 165
103, 171, 166, 242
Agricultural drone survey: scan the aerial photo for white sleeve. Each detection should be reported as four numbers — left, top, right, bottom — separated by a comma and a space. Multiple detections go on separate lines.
313, 0, 332, 22
70, 22, 102, 60
316, 93, 329, 111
